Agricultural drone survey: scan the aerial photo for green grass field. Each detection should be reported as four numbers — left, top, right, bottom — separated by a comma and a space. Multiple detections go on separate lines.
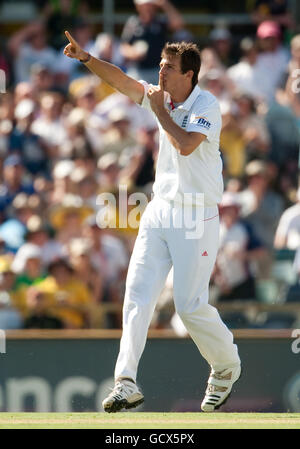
0, 413, 299, 429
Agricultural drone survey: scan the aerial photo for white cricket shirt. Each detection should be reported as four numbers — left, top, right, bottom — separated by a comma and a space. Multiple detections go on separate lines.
140, 82, 223, 207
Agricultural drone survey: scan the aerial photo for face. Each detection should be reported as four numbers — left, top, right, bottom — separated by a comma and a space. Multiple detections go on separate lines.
30, 26, 47, 50
259, 36, 278, 51
237, 97, 252, 116
4, 164, 23, 184
136, 4, 158, 23
159, 55, 191, 94
51, 265, 71, 284
25, 257, 41, 276
220, 206, 239, 227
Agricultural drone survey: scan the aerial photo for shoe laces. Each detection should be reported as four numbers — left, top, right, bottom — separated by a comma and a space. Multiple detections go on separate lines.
211, 368, 232, 380
108, 381, 134, 400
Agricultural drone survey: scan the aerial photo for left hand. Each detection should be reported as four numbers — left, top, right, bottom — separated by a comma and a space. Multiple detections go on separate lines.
147, 73, 165, 114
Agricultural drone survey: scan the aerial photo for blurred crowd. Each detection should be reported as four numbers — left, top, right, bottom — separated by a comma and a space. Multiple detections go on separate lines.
0, 0, 300, 331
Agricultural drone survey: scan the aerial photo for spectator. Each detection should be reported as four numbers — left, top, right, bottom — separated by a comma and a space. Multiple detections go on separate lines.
97, 153, 121, 194
199, 47, 225, 81
235, 93, 270, 162
24, 214, 65, 265
213, 192, 266, 301
252, 0, 294, 33
209, 26, 235, 68
56, 18, 95, 84
14, 82, 35, 104
285, 34, 300, 121
31, 91, 67, 157
220, 107, 248, 178
119, 125, 158, 189
11, 98, 49, 175
265, 85, 300, 170
50, 160, 75, 204
94, 91, 157, 136
11, 242, 45, 315
68, 237, 103, 303
0, 154, 35, 216
83, 215, 128, 289
44, 0, 88, 51
293, 247, 300, 279
238, 160, 284, 250
274, 187, 300, 250
8, 21, 58, 84
38, 258, 92, 329
227, 37, 267, 102
255, 20, 290, 104
70, 168, 99, 211
30, 63, 56, 94
60, 107, 95, 159
100, 107, 137, 156
82, 216, 129, 327
23, 286, 63, 329
201, 68, 235, 115
49, 193, 94, 245
90, 33, 126, 71
120, 0, 184, 84
0, 256, 23, 329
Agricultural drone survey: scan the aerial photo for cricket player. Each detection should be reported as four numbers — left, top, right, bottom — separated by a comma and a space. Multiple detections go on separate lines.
64, 31, 241, 413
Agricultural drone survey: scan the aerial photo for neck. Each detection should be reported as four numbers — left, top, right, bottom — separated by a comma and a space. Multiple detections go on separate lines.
169, 85, 194, 104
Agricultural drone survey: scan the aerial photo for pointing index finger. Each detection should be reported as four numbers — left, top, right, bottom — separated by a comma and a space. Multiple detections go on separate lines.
159, 73, 164, 91
65, 30, 78, 47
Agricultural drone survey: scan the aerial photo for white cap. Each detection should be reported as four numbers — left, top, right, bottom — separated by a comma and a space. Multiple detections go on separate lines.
210, 27, 231, 41
108, 107, 129, 123
53, 160, 75, 179
12, 243, 42, 273
219, 192, 240, 208
15, 99, 35, 120
134, 0, 157, 5
97, 152, 119, 170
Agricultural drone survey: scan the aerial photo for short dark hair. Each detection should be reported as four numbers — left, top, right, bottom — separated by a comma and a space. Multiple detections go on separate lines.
161, 42, 201, 89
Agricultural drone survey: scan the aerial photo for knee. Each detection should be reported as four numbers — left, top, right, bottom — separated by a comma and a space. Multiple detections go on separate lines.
175, 301, 212, 320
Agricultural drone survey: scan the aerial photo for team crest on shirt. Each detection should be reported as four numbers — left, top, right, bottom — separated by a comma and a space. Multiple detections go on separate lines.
192, 115, 211, 129
181, 115, 188, 128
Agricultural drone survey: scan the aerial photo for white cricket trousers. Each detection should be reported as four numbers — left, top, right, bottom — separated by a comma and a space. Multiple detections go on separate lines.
115, 196, 240, 382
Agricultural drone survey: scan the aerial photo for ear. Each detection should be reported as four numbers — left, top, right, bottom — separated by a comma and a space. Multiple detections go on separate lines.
185, 69, 194, 82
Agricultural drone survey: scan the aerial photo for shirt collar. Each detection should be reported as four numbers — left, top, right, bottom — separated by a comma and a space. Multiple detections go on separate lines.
167, 85, 201, 111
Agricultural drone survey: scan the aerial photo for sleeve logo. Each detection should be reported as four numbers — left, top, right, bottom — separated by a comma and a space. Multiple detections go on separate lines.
192, 116, 211, 129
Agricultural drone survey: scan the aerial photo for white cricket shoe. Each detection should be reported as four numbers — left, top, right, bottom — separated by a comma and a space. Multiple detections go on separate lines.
201, 364, 241, 412
102, 379, 144, 413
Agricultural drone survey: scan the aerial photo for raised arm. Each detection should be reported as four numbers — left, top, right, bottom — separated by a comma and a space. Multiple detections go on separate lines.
64, 31, 144, 105
157, 0, 184, 32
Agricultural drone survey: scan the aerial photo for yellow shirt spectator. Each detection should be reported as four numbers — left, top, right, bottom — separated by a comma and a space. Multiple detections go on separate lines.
37, 259, 92, 328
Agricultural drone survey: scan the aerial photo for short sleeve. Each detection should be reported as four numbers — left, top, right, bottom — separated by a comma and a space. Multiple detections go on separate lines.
139, 80, 157, 117
275, 210, 291, 239
186, 100, 221, 142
